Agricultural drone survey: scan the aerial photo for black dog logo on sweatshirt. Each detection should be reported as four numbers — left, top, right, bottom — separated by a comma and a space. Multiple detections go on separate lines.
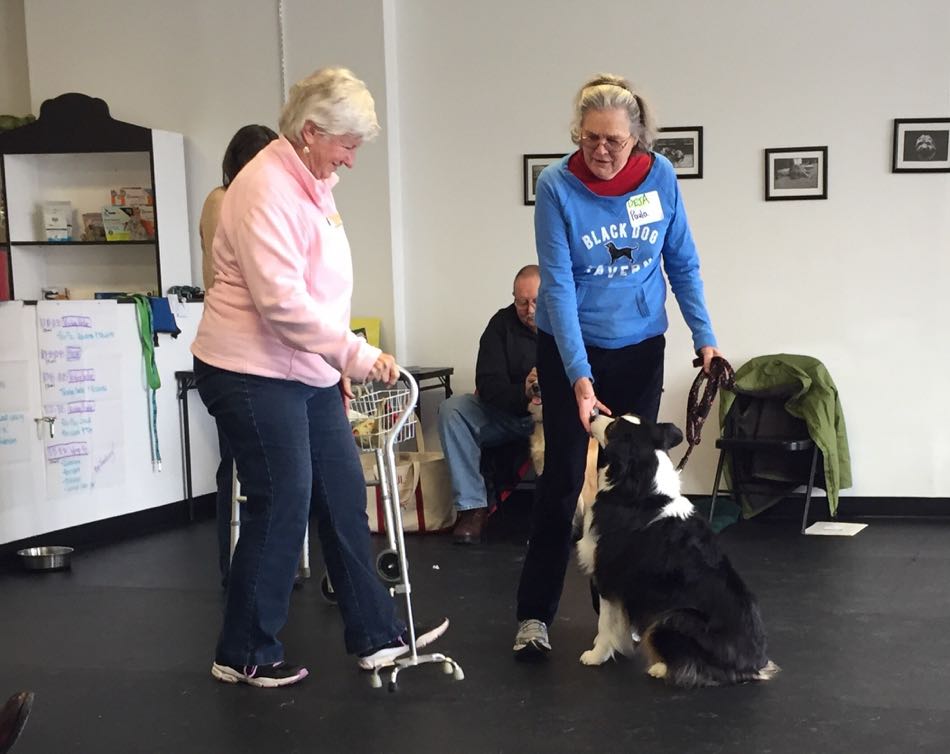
605, 242, 635, 263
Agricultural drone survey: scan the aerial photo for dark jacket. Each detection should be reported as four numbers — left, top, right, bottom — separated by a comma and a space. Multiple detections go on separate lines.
475, 305, 537, 416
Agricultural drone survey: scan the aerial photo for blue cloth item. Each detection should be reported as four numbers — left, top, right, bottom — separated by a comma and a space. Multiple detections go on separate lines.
194, 358, 404, 666
533, 152, 716, 386
437, 393, 535, 511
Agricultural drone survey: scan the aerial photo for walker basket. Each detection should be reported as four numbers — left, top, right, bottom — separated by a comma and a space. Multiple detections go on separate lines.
349, 383, 417, 450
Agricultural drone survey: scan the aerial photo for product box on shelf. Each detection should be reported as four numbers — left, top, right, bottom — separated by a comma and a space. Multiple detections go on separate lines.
81, 212, 106, 242
110, 187, 154, 207
101, 205, 132, 241
42, 200, 74, 241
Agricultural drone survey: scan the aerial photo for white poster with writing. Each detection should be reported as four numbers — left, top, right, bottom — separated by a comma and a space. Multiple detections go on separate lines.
0, 302, 31, 467
36, 301, 125, 497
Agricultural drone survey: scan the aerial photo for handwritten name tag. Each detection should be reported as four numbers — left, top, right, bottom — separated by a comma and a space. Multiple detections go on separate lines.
625, 191, 664, 227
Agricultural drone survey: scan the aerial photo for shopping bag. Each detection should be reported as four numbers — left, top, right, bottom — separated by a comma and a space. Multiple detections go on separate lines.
362, 430, 455, 534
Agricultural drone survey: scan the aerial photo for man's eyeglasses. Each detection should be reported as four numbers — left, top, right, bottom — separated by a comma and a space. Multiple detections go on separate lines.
579, 131, 631, 154
514, 298, 537, 309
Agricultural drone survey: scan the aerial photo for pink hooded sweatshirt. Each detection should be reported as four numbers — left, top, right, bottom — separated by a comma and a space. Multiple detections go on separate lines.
191, 136, 380, 387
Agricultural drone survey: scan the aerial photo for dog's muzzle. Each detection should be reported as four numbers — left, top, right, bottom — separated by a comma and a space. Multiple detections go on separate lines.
589, 414, 613, 447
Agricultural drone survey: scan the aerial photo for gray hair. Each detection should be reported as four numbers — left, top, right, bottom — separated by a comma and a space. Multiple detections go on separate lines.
569, 73, 657, 153
278, 67, 380, 143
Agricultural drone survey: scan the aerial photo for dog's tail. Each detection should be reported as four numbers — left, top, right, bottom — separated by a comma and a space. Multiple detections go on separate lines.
640, 608, 779, 688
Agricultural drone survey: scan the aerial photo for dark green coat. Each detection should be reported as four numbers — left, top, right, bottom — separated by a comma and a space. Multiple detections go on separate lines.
719, 354, 852, 517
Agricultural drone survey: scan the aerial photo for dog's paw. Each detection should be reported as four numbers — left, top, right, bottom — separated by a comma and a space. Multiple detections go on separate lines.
647, 662, 668, 679
580, 649, 608, 666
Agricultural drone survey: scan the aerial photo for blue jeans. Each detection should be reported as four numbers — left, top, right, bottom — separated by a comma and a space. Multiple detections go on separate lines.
194, 358, 404, 667
215, 427, 233, 587
437, 393, 534, 511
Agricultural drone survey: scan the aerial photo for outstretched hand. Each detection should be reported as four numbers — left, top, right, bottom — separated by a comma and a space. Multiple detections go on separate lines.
574, 377, 612, 434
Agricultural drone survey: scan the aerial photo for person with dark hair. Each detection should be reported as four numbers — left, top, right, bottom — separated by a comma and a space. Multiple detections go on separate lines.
437, 265, 540, 544
192, 68, 447, 688
200, 124, 278, 291
512, 73, 724, 659
199, 124, 278, 585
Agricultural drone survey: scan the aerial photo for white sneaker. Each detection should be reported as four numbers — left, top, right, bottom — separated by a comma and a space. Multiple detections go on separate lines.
357, 618, 450, 670
513, 619, 551, 658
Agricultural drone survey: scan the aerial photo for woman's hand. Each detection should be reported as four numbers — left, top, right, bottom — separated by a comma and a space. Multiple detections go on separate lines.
367, 352, 399, 385
574, 377, 612, 434
339, 376, 354, 414
697, 345, 725, 374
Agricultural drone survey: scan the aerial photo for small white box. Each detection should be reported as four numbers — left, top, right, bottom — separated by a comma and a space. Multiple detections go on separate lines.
42, 201, 74, 229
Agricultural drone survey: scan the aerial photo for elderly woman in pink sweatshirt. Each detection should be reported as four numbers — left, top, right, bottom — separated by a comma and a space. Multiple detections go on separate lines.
192, 67, 447, 688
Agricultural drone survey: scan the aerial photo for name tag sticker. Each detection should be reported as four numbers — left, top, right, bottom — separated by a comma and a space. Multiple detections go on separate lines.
626, 191, 664, 227
327, 212, 343, 228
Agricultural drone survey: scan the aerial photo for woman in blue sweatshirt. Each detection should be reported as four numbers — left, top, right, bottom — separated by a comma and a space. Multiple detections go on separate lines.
513, 74, 723, 658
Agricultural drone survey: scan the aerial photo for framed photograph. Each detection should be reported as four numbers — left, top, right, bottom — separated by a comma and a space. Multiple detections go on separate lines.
892, 118, 950, 173
655, 126, 703, 178
764, 146, 828, 201
523, 154, 566, 205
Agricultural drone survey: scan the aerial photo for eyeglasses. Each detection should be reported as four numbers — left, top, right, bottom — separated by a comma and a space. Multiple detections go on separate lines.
514, 297, 537, 309
579, 131, 631, 154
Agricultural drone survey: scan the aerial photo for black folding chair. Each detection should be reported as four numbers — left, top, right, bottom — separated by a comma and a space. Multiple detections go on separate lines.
708, 387, 822, 534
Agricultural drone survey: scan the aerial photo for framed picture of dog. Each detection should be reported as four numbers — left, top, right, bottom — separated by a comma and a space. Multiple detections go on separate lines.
892, 118, 950, 173
655, 126, 703, 179
764, 146, 828, 201
523, 154, 566, 205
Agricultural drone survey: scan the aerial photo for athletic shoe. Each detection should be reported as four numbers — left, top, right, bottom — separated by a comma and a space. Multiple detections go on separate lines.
211, 660, 309, 688
357, 618, 450, 670
513, 619, 551, 659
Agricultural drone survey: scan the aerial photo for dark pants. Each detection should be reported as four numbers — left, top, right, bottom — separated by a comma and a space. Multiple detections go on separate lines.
516, 330, 665, 625
215, 427, 233, 586
194, 358, 404, 667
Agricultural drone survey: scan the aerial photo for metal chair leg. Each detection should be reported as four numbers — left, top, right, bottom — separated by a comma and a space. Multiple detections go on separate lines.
800, 444, 820, 534
709, 448, 726, 524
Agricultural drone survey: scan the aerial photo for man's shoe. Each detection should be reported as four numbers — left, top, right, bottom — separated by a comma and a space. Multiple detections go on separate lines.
513, 619, 551, 660
453, 508, 487, 544
211, 660, 309, 688
0, 691, 34, 754
358, 618, 450, 670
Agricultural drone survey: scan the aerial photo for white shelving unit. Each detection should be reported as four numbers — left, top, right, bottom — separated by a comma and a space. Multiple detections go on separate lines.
0, 93, 191, 301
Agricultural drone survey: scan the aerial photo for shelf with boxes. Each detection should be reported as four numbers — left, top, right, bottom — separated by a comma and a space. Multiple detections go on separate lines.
0, 93, 191, 301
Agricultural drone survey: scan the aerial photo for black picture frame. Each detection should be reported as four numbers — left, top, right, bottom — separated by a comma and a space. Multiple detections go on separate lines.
655, 126, 703, 178
892, 118, 950, 173
523, 154, 566, 205
764, 146, 828, 201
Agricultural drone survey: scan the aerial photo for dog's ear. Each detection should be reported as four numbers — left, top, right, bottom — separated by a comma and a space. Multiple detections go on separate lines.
653, 422, 684, 451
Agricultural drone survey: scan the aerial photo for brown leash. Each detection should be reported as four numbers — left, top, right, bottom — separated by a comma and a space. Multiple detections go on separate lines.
676, 356, 736, 471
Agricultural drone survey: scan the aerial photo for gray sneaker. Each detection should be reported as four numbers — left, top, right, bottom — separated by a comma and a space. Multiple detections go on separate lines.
513, 619, 551, 659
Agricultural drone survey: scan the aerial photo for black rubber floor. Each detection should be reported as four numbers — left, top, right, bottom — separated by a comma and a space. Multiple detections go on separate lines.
2, 502, 949, 753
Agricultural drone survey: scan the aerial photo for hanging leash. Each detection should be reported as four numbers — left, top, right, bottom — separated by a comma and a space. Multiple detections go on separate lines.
676, 356, 735, 471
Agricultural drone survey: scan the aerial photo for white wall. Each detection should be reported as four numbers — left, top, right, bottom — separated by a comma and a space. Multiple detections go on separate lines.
393, 0, 950, 498
11, 0, 950, 498
0, 0, 30, 114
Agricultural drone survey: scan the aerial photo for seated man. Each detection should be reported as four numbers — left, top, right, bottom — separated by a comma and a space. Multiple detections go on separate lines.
438, 265, 540, 544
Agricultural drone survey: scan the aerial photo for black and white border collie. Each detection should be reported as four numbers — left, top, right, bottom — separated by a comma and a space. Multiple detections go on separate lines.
576, 413, 779, 687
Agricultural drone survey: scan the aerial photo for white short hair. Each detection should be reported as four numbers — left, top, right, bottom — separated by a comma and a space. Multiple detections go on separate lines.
278, 67, 380, 143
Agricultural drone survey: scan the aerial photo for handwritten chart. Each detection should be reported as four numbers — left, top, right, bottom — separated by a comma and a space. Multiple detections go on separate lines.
0, 302, 31, 468
36, 301, 124, 498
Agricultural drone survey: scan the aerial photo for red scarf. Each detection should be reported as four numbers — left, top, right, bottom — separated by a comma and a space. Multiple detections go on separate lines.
567, 150, 653, 196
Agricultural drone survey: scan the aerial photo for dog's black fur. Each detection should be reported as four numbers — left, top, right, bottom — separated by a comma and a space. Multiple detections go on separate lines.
577, 415, 778, 687
604, 242, 634, 263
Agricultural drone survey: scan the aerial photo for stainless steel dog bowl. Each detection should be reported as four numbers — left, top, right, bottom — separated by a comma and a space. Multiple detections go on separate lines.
17, 546, 74, 571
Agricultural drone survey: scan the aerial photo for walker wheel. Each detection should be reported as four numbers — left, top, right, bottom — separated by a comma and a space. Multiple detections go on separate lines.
320, 573, 337, 604
442, 661, 453, 674
376, 550, 401, 583
369, 673, 382, 689
453, 666, 465, 681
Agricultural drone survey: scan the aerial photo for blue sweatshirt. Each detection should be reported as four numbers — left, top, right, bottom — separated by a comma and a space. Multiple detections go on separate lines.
534, 152, 716, 386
